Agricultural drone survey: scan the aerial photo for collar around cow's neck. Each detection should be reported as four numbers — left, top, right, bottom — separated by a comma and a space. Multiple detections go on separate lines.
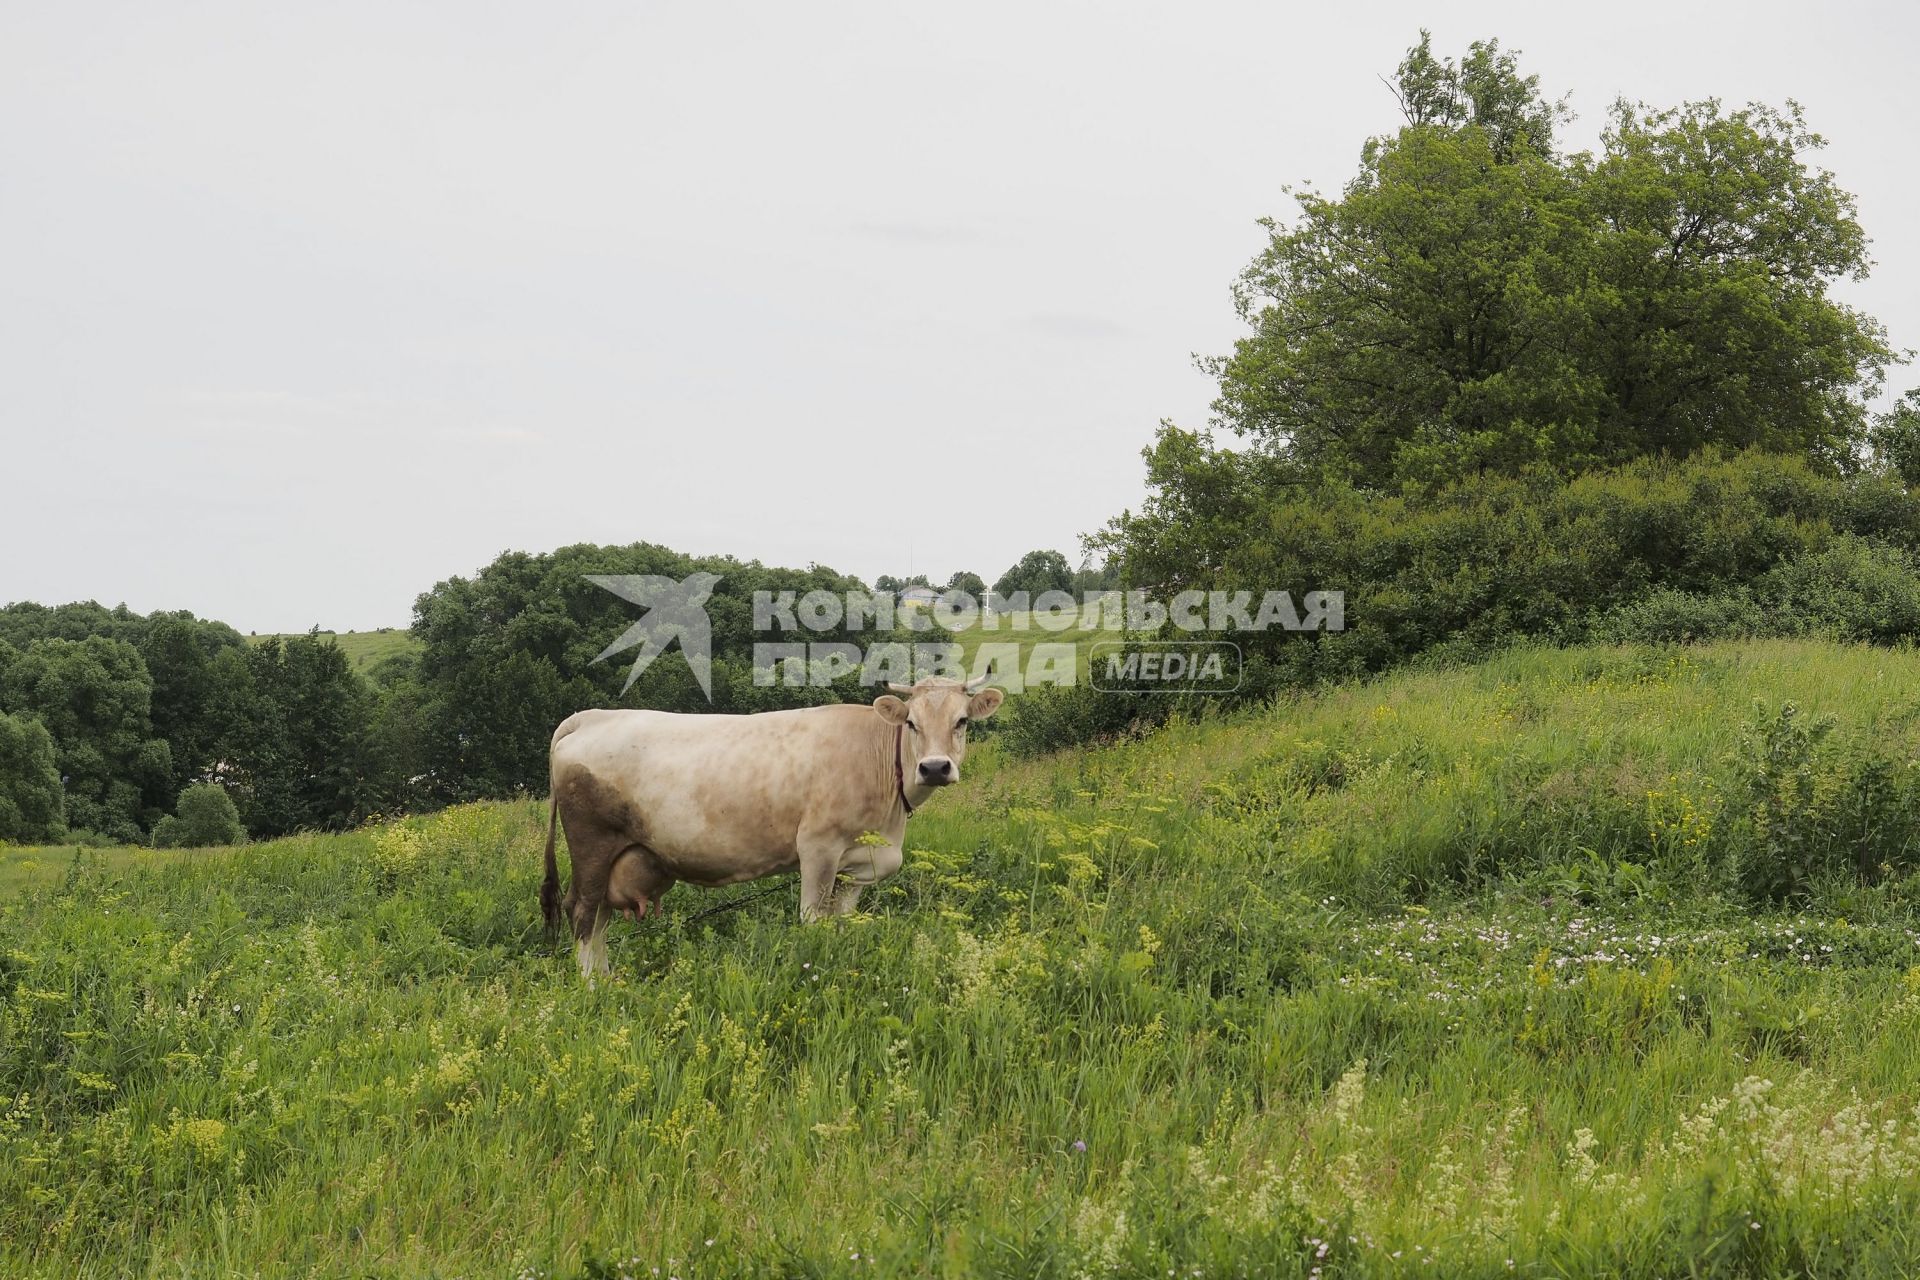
894, 722, 915, 816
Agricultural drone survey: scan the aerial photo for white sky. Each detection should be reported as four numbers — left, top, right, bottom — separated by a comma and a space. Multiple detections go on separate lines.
3, 1, 1915, 633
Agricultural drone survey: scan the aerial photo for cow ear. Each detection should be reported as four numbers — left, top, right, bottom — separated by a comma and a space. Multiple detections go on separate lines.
968, 687, 1005, 720
873, 694, 909, 725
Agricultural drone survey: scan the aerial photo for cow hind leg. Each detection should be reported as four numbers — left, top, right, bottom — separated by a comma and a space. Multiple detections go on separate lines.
558, 808, 625, 982
576, 916, 611, 982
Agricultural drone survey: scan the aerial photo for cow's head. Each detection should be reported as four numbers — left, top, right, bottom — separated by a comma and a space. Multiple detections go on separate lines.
873, 676, 1004, 787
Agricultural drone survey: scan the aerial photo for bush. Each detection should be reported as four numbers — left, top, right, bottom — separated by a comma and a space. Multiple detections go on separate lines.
1588, 538, 1920, 649
999, 682, 1168, 757
1761, 535, 1920, 643
151, 783, 245, 849
1591, 587, 1770, 645
61, 828, 130, 849
1115, 444, 1920, 663
1050, 443, 1920, 755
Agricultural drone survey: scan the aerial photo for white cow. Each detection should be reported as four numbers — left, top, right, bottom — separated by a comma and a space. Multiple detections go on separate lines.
540, 676, 1005, 978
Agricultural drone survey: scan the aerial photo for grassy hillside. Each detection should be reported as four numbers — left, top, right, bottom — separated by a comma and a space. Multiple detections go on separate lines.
8, 639, 1920, 1276
247, 629, 419, 672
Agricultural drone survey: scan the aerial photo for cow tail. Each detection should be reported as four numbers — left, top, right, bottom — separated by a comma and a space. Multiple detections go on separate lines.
539, 793, 562, 934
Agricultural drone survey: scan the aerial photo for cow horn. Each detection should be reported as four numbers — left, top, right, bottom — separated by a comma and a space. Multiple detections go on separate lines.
885, 682, 916, 696
965, 674, 992, 692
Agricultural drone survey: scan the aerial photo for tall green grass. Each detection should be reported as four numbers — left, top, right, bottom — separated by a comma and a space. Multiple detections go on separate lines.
6, 639, 1920, 1277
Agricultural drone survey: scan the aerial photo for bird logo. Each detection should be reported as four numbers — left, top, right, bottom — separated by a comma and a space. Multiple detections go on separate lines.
586, 572, 721, 700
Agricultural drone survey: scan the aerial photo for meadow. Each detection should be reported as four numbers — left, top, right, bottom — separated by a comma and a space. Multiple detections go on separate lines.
248, 630, 420, 673
7, 638, 1920, 1277
945, 604, 1125, 686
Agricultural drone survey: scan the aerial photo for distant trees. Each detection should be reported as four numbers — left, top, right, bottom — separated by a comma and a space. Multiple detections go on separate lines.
362, 652, 434, 814
874, 571, 990, 599
993, 550, 1075, 601
393, 543, 883, 802
1209, 32, 1892, 488
1871, 393, 1920, 488
0, 635, 171, 842
1071, 560, 1119, 595
0, 602, 246, 797
0, 607, 370, 843
0, 710, 63, 842
137, 612, 239, 791
212, 634, 370, 837
0, 545, 909, 842
944, 571, 988, 598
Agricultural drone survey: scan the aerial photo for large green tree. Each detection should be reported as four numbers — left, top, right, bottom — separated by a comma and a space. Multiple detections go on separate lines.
0, 709, 64, 843
136, 611, 245, 791
403, 543, 882, 801
944, 571, 988, 598
992, 550, 1075, 602
0, 635, 171, 841
0, 602, 245, 799
208, 633, 370, 837
1871, 391, 1920, 487
1210, 33, 1892, 488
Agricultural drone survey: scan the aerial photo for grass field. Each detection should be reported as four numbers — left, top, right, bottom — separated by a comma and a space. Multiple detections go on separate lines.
8, 639, 1920, 1276
247, 629, 419, 672
946, 606, 1126, 686
0, 844, 200, 900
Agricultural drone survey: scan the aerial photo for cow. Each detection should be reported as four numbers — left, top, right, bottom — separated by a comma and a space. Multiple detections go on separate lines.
540, 675, 1005, 978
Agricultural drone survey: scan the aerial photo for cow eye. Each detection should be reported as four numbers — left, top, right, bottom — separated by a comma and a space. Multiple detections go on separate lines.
907, 719, 919, 733
957, 717, 969, 729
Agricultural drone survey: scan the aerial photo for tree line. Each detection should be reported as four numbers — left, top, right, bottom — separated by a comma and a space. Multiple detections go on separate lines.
0, 543, 1090, 845
0, 604, 374, 844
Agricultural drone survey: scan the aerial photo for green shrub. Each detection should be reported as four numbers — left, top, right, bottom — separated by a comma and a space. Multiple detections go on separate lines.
151, 783, 245, 849
1591, 587, 1770, 645
1761, 535, 1920, 643
1054, 444, 1920, 754
60, 827, 130, 849
996, 657, 1190, 756
1724, 701, 1920, 902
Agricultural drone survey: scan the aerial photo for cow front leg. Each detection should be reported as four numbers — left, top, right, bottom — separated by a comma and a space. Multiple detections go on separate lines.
797, 836, 843, 923
830, 840, 903, 916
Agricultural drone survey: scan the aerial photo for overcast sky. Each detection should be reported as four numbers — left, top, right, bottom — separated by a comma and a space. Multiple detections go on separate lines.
3, 1, 1915, 633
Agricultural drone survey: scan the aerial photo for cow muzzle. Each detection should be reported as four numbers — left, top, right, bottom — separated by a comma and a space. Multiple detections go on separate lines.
917, 756, 957, 786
